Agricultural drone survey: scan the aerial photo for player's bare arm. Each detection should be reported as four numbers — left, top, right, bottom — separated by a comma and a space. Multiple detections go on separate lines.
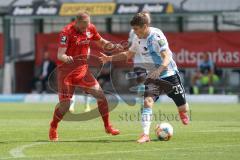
147, 50, 170, 79
57, 47, 74, 64
99, 50, 136, 64
95, 38, 124, 53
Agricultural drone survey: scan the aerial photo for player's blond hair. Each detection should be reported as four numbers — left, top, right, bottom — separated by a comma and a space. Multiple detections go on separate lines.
76, 11, 90, 21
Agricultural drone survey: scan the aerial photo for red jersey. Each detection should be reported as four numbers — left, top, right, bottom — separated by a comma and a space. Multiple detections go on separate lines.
58, 22, 101, 66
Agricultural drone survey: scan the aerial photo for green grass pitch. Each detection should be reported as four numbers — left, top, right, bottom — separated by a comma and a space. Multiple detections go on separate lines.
0, 102, 240, 160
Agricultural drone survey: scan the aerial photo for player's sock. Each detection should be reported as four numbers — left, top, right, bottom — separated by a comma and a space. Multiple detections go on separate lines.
97, 98, 110, 128
69, 95, 76, 113
50, 107, 64, 129
141, 107, 152, 135
84, 96, 91, 112
85, 96, 90, 107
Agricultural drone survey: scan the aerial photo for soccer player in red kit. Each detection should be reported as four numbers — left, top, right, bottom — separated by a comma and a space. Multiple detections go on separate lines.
49, 12, 120, 141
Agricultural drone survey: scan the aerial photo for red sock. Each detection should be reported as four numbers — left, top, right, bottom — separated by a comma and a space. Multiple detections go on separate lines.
50, 107, 64, 129
97, 98, 110, 128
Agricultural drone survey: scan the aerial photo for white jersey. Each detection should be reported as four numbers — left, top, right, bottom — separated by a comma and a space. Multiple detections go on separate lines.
129, 27, 178, 78
128, 29, 145, 68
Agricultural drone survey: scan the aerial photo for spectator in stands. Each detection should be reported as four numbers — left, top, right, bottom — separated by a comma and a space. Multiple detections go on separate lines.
31, 51, 56, 93
191, 53, 219, 94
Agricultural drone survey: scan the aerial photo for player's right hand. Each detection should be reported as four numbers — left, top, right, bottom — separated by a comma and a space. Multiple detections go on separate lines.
64, 56, 74, 64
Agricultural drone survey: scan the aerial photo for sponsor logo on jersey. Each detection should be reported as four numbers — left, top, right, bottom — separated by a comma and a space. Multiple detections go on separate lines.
76, 39, 90, 45
142, 52, 149, 56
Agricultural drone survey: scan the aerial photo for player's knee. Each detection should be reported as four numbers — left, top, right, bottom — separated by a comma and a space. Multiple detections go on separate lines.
59, 99, 71, 107
91, 83, 100, 91
97, 98, 107, 107
95, 90, 105, 100
144, 97, 154, 108
89, 85, 105, 100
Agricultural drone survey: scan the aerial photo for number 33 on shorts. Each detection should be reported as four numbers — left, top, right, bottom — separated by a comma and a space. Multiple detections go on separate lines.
172, 84, 184, 95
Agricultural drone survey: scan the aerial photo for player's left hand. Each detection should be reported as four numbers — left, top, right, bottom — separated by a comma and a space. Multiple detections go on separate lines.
147, 69, 161, 79
115, 44, 125, 52
99, 52, 112, 64
103, 43, 124, 54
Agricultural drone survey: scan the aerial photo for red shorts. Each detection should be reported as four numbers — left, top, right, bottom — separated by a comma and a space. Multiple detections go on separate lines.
57, 65, 98, 101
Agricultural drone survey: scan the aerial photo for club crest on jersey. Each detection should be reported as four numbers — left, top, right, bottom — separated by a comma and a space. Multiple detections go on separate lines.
61, 36, 67, 44
86, 32, 91, 38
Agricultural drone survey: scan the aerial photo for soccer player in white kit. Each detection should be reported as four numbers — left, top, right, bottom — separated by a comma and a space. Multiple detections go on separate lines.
100, 12, 190, 143
128, 12, 150, 110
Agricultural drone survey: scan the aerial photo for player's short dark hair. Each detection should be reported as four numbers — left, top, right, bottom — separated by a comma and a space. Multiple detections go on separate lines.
130, 12, 150, 27
76, 11, 90, 21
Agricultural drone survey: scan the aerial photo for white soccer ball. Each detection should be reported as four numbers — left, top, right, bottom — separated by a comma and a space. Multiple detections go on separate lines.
155, 122, 173, 141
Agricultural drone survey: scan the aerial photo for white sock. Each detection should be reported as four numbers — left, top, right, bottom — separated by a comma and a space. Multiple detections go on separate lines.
141, 107, 152, 135
85, 95, 90, 108
69, 95, 76, 111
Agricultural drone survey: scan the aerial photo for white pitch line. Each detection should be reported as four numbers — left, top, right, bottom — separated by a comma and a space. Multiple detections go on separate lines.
7, 131, 240, 160
8, 133, 136, 159
9, 142, 47, 158
74, 143, 240, 156
4, 144, 240, 160
192, 130, 240, 133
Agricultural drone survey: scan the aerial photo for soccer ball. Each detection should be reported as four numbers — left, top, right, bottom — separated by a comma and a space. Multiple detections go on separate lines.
155, 122, 173, 141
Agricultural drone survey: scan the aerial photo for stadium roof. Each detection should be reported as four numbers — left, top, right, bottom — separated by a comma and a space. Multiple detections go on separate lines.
59, 0, 114, 2
116, 0, 182, 5
1, 0, 240, 11
0, 0, 15, 7
183, 0, 240, 12
12, 0, 35, 6
117, 0, 240, 12
0, 0, 15, 14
